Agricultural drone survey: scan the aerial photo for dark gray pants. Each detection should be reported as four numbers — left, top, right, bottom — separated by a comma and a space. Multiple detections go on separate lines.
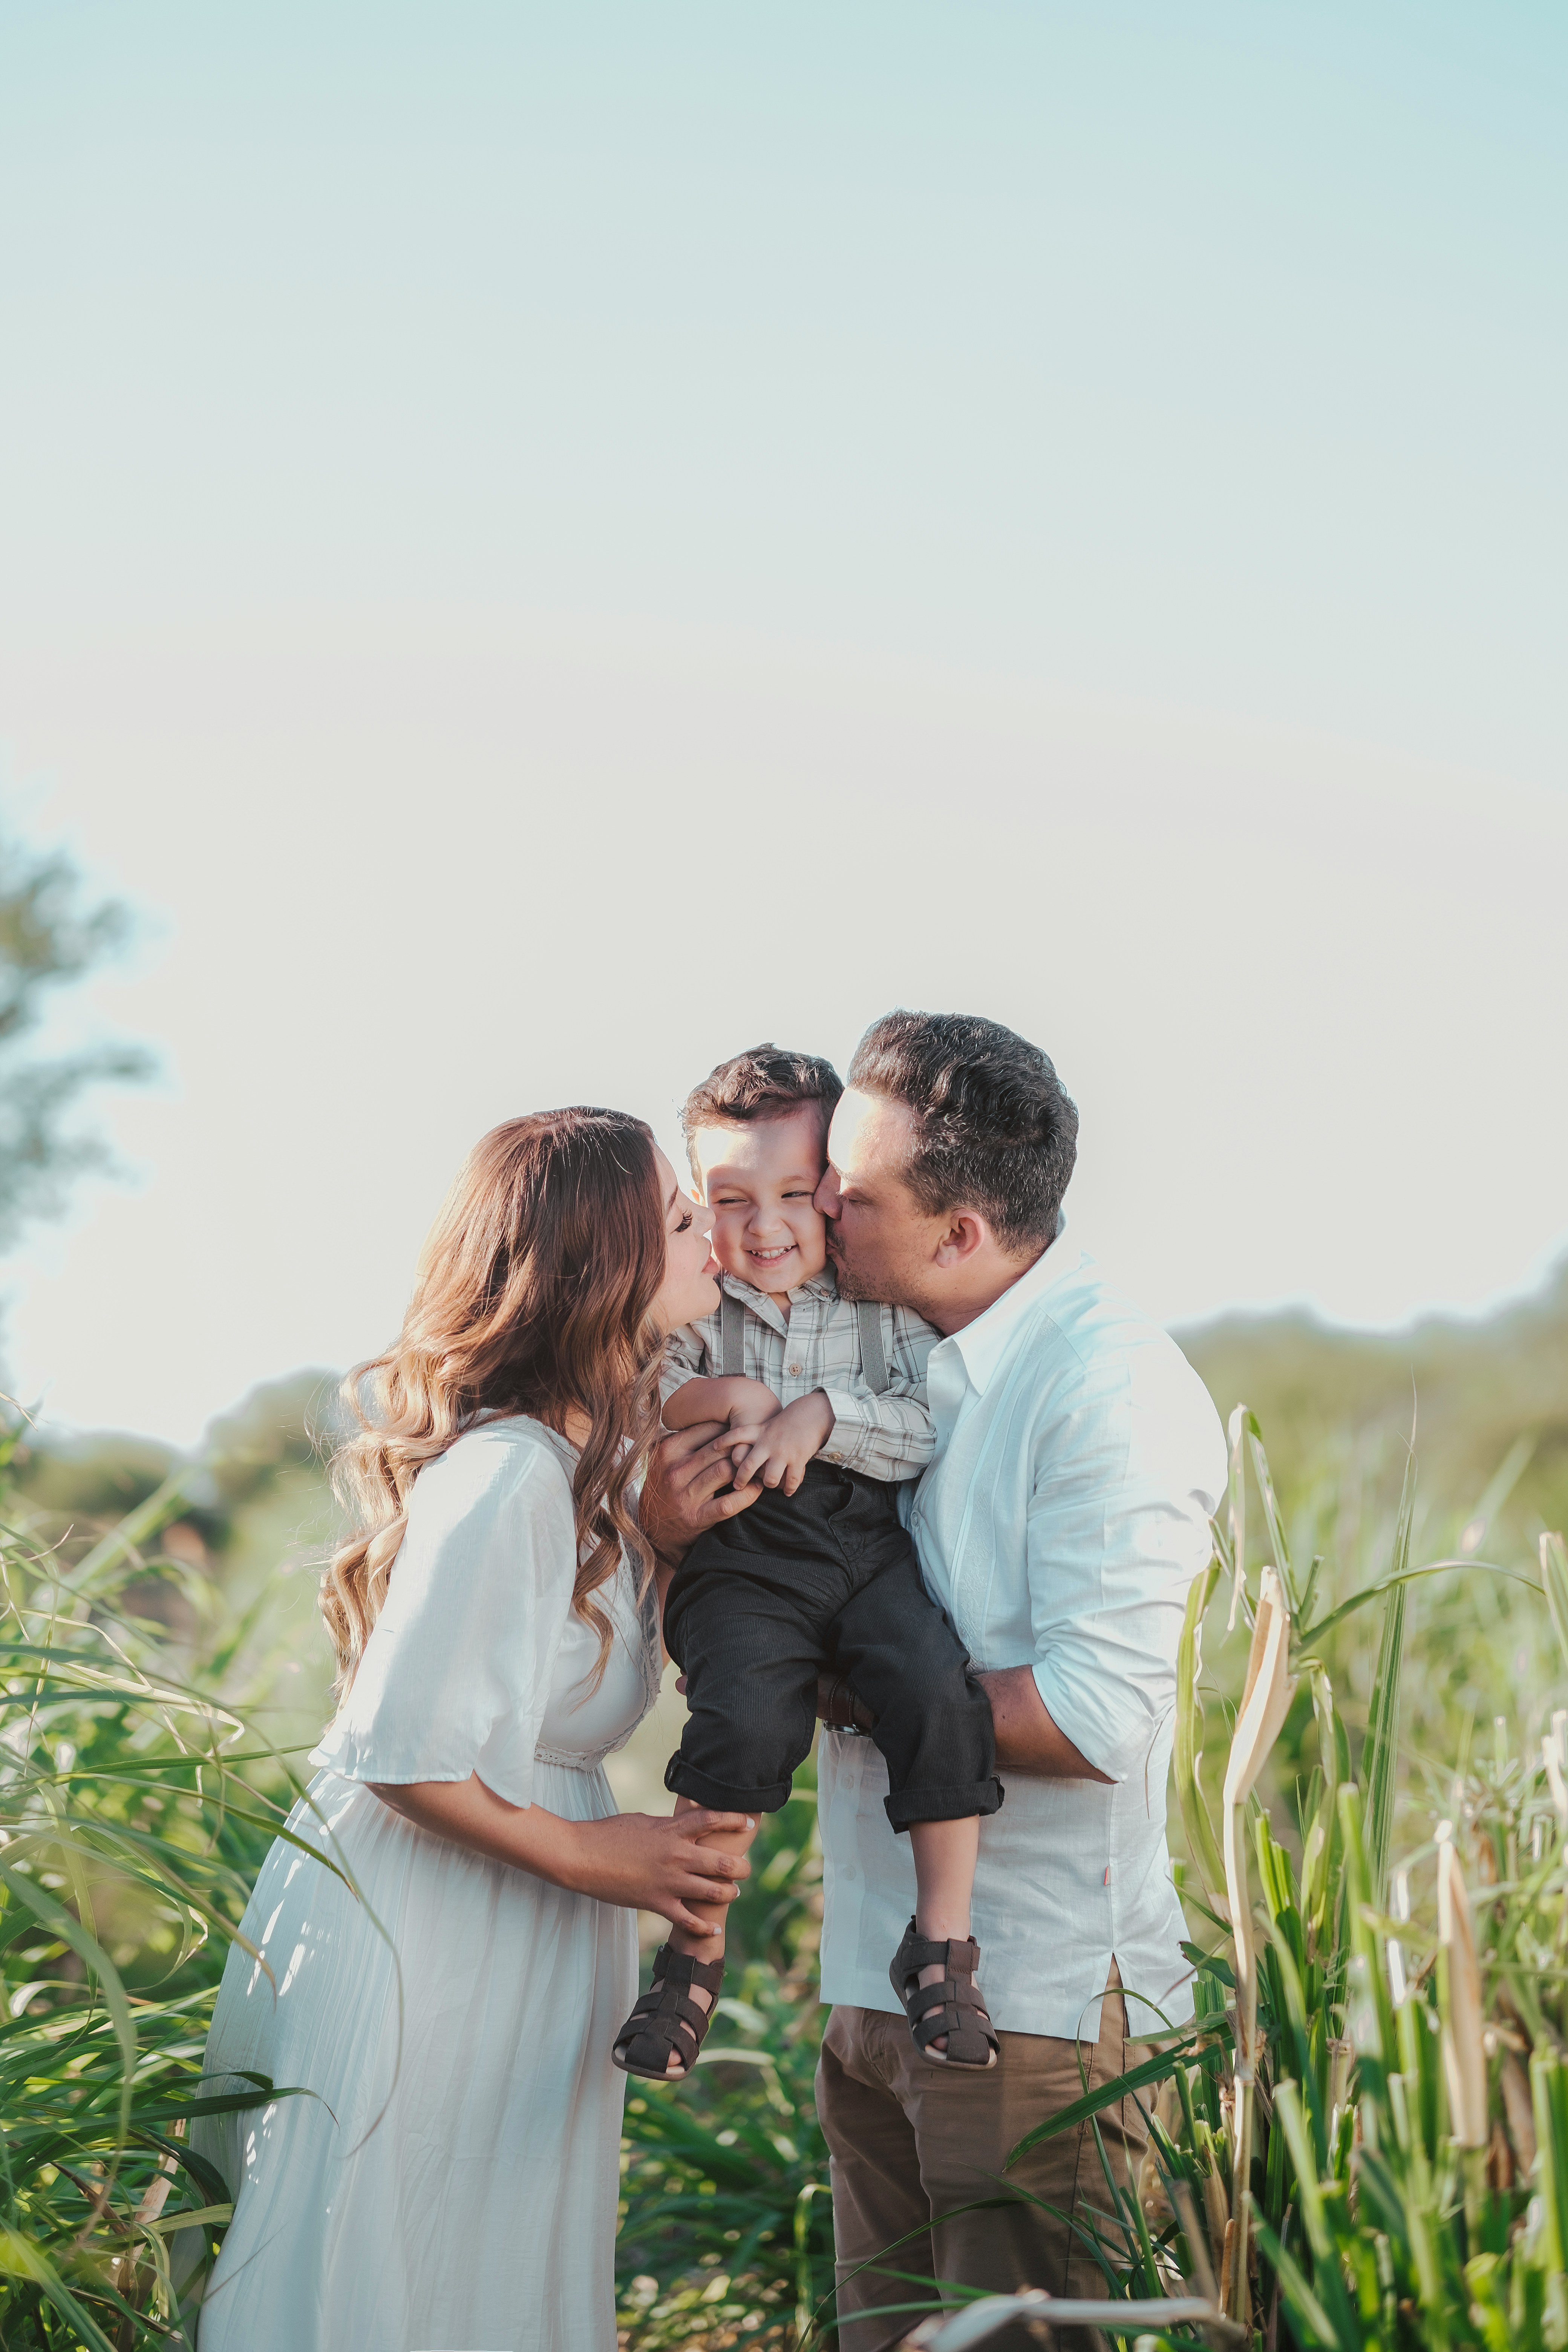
663, 1460, 1003, 1827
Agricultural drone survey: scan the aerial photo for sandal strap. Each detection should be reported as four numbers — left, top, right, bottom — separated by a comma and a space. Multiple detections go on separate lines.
613, 1949, 727, 2080
912, 2010, 997, 2066
907, 1981, 995, 2039
904, 1974, 992, 2026
622, 2010, 702, 2070
890, 1917, 981, 1991
889, 1917, 998, 2069
621, 1986, 712, 2038
648, 1941, 727, 1998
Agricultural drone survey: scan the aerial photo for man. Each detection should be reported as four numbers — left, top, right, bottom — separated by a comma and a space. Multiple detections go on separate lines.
644, 1010, 1227, 2351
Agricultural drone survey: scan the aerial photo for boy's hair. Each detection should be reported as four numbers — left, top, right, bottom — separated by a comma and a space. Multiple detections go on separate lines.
847, 1010, 1078, 1256
679, 1043, 844, 1180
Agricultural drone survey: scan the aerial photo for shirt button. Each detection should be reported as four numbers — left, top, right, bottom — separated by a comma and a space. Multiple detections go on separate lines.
787, 1363, 802, 1376
843, 1865, 856, 1881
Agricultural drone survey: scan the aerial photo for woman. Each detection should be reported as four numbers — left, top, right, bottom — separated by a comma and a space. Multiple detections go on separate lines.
191, 1109, 752, 2350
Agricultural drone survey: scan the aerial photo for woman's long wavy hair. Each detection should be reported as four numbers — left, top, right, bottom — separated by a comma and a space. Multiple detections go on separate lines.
321, 1108, 667, 1695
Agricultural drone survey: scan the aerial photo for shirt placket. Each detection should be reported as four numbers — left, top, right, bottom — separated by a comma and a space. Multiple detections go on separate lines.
778, 1287, 821, 1404
940, 1371, 990, 1659
738, 1287, 787, 1390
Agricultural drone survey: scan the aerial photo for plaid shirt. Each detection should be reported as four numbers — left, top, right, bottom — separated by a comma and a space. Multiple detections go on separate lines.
662, 1268, 938, 1483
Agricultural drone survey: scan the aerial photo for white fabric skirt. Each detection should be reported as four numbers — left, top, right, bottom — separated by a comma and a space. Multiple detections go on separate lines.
192, 1764, 634, 2352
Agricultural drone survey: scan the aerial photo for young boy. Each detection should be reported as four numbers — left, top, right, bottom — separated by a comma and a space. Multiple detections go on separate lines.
611, 1044, 1004, 2084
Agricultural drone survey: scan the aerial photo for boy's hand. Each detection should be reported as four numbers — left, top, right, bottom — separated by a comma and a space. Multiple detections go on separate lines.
663, 1374, 781, 1434
728, 1391, 835, 1496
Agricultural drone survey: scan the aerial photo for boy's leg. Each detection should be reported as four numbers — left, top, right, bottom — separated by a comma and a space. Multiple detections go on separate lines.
663, 1462, 866, 1814
664, 1553, 836, 1820
668, 1793, 761, 1950
906, 1815, 982, 2052
827, 1544, 1001, 1833
619, 1551, 828, 2078
829, 1531, 1001, 2058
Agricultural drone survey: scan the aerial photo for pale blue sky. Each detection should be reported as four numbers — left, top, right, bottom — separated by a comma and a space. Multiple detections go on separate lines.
1, 3, 1564, 1441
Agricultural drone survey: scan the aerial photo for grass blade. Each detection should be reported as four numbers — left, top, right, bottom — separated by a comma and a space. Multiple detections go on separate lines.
1174, 1558, 1226, 1906
1541, 1531, 1568, 1678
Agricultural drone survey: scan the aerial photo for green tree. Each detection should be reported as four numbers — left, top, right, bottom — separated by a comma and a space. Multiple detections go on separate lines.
0, 826, 152, 1255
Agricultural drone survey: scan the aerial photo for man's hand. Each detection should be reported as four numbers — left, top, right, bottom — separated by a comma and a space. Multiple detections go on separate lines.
729, 1390, 835, 1496
977, 1666, 1113, 1781
641, 1420, 761, 1570
817, 1669, 874, 1733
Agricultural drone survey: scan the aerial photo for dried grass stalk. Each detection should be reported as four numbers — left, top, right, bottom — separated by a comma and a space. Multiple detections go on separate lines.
1436, 1821, 1488, 2149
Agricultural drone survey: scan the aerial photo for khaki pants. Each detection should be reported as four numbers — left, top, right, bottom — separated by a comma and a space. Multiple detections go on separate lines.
815, 1965, 1146, 2352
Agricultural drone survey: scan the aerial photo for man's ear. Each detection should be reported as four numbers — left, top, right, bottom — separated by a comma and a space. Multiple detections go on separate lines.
932, 1210, 991, 1268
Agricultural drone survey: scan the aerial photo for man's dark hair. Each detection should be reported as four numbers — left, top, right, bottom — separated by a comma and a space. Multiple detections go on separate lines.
679, 1043, 844, 1179
847, 1011, 1078, 1256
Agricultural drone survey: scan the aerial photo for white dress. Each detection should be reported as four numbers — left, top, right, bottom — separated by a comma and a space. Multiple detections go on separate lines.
193, 1417, 660, 2352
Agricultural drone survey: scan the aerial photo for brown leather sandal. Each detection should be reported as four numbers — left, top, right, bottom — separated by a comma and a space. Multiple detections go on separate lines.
889, 1918, 1000, 2069
612, 1945, 726, 2082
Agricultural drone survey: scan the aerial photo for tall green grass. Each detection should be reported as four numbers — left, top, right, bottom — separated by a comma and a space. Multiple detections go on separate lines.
976, 1430, 1568, 2352
0, 1422, 303, 2349
8, 1392, 1565, 2352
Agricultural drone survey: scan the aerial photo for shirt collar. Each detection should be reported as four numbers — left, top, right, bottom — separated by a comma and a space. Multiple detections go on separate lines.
942, 1213, 1081, 1396
718, 1266, 836, 1317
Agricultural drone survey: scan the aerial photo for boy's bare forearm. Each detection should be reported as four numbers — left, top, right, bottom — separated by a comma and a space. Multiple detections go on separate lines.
663, 1374, 779, 1431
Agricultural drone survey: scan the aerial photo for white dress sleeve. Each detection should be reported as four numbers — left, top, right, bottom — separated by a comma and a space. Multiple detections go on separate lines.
310, 1419, 578, 1810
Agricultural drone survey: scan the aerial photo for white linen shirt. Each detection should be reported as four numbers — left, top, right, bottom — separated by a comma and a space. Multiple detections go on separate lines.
816, 1231, 1227, 2042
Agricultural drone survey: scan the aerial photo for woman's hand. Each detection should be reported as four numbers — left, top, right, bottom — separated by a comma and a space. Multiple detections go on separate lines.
640, 1421, 762, 1568
370, 1774, 753, 1937
567, 1807, 755, 1935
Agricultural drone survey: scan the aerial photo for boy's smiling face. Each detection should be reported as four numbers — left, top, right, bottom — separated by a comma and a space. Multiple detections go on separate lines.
689, 1105, 831, 1297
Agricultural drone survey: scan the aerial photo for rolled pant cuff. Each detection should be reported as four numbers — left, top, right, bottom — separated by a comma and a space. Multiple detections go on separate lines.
665, 1754, 793, 1815
883, 1776, 1005, 1833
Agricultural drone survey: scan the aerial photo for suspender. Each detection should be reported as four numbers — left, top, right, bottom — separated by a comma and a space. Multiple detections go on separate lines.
855, 1298, 890, 1396
720, 1288, 747, 1377
717, 1285, 891, 1396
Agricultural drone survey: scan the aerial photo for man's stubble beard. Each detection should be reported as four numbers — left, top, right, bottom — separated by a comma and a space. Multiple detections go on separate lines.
825, 1226, 872, 1302
828, 1225, 927, 1317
